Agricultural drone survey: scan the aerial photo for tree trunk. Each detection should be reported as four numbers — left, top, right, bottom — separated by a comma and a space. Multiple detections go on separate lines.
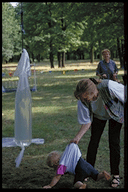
50, 51, 54, 68
94, 51, 96, 59
50, 52, 54, 68
117, 37, 123, 68
57, 52, 61, 68
60, 11, 66, 67
90, 46, 94, 63
62, 52, 65, 67
67, 51, 70, 60
121, 39, 124, 68
32, 53, 35, 62
37, 54, 40, 62
50, 40, 54, 68
82, 51, 84, 59
47, 2, 54, 68
98, 40, 102, 60
110, 49, 113, 60
116, 50, 118, 58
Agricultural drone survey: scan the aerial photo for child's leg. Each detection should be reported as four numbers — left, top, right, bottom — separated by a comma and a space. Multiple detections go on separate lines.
74, 157, 99, 184
74, 181, 87, 189
96, 171, 111, 181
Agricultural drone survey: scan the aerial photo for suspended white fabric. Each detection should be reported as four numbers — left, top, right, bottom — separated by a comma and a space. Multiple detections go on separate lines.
14, 49, 31, 77
12, 49, 32, 167
14, 49, 32, 148
6, 49, 44, 167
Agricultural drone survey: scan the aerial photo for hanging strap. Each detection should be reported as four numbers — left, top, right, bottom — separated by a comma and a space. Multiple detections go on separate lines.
89, 78, 98, 85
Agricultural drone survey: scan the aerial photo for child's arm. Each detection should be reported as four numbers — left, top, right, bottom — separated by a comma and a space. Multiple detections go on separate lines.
43, 174, 61, 189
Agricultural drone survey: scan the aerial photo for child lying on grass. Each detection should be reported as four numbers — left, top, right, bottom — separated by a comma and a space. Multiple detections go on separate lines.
43, 143, 111, 189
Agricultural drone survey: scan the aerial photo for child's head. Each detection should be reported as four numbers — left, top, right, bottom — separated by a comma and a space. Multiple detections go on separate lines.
46, 151, 61, 169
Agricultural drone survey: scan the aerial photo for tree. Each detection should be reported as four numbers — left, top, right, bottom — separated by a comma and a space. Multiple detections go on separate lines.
23, 2, 58, 67
3, 2, 124, 67
78, 2, 124, 64
23, 3, 85, 67
54, 3, 85, 67
2, 2, 21, 63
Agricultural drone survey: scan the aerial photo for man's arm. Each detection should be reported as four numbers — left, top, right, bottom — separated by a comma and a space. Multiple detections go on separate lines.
70, 123, 91, 144
43, 174, 61, 189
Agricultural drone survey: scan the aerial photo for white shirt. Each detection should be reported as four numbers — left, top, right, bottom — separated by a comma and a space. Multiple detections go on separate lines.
59, 143, 81, 174
108, 80, 124, 104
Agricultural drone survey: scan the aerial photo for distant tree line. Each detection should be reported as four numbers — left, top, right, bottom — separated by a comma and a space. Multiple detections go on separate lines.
2, 2, 125, 68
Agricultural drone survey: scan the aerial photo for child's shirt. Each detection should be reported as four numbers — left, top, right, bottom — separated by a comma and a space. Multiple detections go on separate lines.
56, 143, 82, 175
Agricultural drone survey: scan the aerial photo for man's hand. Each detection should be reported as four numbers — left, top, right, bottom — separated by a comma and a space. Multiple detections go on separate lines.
102, 74, 107, 79
43, 185, 52, 189
113, 73, 117, 81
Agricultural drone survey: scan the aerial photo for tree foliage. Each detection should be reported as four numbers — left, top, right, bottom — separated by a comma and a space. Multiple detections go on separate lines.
2, 2, 21, 63
2, 2, 124, 67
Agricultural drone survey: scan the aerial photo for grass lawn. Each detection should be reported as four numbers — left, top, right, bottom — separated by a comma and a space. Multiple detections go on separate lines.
2, 61, 125, 189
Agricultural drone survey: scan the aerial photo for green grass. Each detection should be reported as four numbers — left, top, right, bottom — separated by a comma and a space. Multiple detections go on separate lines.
2, 67, 125, 189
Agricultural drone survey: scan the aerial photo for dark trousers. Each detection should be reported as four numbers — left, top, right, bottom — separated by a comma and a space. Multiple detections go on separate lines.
86, 117, 122, 175
74, 157, 99, 184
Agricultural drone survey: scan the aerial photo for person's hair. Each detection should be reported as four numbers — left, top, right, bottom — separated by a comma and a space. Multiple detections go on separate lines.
102, 49, 110, 55
74, 79, 101, 101
46, 151, 61, 168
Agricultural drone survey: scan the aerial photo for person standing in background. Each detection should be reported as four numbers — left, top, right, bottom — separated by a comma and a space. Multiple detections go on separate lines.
96, 49, 119, 81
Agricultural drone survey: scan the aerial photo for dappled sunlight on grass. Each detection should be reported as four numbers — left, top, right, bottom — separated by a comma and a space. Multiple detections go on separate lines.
54, 73, 96, 79
32, 106, 68, 114
32, 96, 44, 100
2, 59, 121, 72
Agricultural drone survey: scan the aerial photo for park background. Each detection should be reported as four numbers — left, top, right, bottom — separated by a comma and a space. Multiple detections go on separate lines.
2, 2, 125, 68
2, 2, 126, 189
